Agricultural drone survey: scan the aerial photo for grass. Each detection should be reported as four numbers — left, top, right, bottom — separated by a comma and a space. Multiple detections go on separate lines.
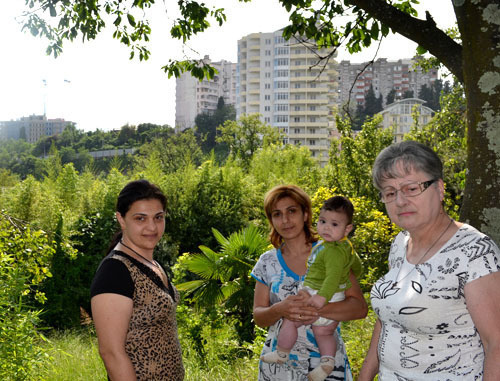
37, 301, 375, 380
36, 328, 106, 380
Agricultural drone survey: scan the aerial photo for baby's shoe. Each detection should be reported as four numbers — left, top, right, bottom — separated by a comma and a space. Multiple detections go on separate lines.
260, 349, 289, 364
308, 356, 335, 381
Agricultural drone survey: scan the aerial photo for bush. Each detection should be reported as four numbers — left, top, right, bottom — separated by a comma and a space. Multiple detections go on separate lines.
0, 215, 55, 379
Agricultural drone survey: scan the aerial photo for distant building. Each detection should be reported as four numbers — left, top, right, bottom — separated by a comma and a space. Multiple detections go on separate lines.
379, 98, 434, 142
337, 58, 438, 108
0, 115, 73, 143
237, 29, 338, 166
175, 55, 237, 132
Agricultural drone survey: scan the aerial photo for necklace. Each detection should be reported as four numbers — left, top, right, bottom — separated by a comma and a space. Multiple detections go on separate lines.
391, 218, 453, 289
120, 239, 159, 268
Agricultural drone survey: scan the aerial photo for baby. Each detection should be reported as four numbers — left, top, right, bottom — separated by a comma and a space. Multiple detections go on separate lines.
261, 196, 362, 381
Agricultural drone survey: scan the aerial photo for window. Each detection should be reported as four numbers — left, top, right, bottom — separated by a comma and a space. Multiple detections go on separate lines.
294, 139, 301, 145
310, 94, 316, 100
265, 50, 271, 56
274, 115, 289, 123
274, 69, 288, 77
265, 72, 271, 78
310, 117, 316, 122
275, 36, 285, 44
275, 92, 289, 100
295, 60, 302, 66
274, 47, 289, 55
294, 106, 300, 111
295, 83, 301, 89
310, 128, 316, 134
275, 104, 289, 111
264, 106, 271, 111
295, 71, 302, 77
294, 117, 300, 122
264, 94, 271, 100
295, 49, 301, 54
265, 83, 271, 89
275, 81, 289, 89
265, 38, 271, 45
264, 117, 271, 123
310, 82, 317, 88
265, 61, 271, 67
295, 94, 301, 100
309, 105, 316, 111
274, 58, 289, 66
309, 139, 316, 146
294, 128, 300, 134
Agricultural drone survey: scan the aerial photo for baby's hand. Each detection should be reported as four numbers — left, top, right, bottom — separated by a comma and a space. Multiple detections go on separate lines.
297, 289, 311, 299
308, 294, 327, 309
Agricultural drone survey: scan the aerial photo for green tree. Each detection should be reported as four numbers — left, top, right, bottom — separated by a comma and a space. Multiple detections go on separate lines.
176, 225, 269, 343
137, 129, 203, 174
195, 96, 235, 157
217, 114, 281, 168
364, 84, 383, 117
116, 124, 137, 146
402, 90, 414, 99
386, 88, 396, 106
326, 115, 395, 202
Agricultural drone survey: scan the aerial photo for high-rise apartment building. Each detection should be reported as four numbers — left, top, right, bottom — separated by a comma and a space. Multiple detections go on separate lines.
0, 114, 72, 143
175, 55, 237, 132
237, 30, 338, 165
337, 58, 438, 108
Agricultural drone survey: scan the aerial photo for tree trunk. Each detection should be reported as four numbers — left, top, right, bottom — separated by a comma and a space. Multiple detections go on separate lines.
455, 0, 500, 244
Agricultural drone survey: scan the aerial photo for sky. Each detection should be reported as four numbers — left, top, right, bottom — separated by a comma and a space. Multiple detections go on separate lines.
0, 1, 456, 132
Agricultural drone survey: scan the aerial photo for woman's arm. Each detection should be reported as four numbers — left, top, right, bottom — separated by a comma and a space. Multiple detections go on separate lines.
358, 318, 381, 381
465, 271, 500, 380
91, 293, 136, 381
253, 281, 311, 328
316, 272, 368, 321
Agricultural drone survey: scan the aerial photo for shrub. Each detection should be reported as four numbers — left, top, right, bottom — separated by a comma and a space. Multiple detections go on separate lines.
0, 215, 55, 379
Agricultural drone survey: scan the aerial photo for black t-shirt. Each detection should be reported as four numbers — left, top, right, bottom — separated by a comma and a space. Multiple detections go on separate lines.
90, 255, 135, 299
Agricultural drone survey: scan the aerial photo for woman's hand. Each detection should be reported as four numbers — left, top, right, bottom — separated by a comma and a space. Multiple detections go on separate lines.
253, 282, 318, 327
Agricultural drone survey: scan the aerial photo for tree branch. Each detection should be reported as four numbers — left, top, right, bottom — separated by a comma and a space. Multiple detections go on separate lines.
349, 0, 463, 82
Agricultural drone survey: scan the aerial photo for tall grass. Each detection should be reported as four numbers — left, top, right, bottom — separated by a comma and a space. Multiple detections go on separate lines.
37, 328, 106, 380
39, 304, 374, 380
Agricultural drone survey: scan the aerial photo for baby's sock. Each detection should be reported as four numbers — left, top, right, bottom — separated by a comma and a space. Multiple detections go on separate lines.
260, 347, 290, 364
308, 356, 335, 381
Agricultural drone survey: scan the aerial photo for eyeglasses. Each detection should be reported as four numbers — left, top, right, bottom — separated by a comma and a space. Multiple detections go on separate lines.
379, 179, 437, 203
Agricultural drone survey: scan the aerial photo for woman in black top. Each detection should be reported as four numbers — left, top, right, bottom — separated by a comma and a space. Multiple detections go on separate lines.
90, 180, 184, 380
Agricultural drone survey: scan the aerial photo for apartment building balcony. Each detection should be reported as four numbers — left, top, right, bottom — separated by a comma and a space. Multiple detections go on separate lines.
249, 66, 261, 73
290, 87, 328, 93
249, 77, 260, 84
249, 55, 261, 62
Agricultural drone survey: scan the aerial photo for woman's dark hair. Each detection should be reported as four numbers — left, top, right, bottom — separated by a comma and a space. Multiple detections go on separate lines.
106, 179, 167, 254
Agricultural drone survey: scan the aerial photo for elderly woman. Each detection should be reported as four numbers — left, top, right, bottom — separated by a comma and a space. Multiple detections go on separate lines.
359, 141, 500, 380
252, 184, 368, 381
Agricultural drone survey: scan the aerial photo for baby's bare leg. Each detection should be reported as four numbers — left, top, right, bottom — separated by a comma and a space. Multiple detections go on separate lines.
260, 319, 303, 364
307, 321, 339, 381
312, 321, 338, 357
